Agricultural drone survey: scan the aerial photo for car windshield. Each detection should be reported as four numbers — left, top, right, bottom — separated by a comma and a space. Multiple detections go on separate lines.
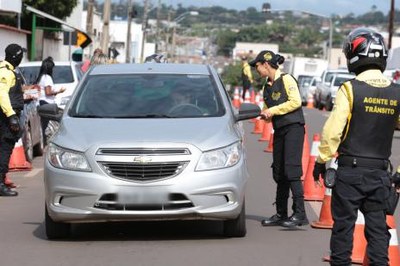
69, 73, 225, 118
19, 65, 75, 85
334, 76, 353, 86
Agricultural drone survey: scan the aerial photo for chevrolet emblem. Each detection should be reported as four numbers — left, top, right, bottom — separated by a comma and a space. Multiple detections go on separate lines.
133, 156, 152, 163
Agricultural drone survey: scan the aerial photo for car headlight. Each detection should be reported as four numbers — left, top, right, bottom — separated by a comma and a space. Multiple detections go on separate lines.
196, 142, 242, 171
47, 143, 91, 171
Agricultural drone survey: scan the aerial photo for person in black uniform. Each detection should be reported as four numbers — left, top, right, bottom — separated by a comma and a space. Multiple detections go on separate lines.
249, 50, 308, 227
241, 56, 253, 100
0, 44, 25, 196
313, 28, 400, 265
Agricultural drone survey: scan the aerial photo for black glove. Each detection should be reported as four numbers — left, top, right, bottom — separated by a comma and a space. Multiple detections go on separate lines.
8, 114, 20, 133
313, 162, 326, 182
393, 172, 400, 188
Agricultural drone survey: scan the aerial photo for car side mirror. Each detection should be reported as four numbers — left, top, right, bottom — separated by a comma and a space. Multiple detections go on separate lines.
235, 103, 261, 122
37, 104, 63, 122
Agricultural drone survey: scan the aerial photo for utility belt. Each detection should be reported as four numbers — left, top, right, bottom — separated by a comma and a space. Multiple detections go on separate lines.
337, 155, 390, 170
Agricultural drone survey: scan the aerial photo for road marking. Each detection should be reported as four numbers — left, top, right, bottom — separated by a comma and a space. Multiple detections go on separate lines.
307, 201, 322, 217
24, 168, 43, 178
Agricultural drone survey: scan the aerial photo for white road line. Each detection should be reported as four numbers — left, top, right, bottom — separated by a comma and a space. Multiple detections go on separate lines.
23, 168, 43, 178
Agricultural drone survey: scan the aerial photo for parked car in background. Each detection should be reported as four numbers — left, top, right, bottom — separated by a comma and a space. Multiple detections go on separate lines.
315, 73, 355, 111
314, 68, 351, 109
38, 63, 261, 239
297, 75, 314, 106
19, 61, 83, 109
15, 67, 44, 162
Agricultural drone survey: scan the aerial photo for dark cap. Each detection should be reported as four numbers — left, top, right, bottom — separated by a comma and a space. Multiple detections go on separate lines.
249, 50, 276, 67
5, 43, 23, 59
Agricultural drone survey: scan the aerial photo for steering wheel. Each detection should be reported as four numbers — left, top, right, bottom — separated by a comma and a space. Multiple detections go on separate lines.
168, 104, 203, 116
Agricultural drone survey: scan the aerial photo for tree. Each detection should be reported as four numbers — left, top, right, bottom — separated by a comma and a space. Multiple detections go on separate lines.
21, 0, 78, 30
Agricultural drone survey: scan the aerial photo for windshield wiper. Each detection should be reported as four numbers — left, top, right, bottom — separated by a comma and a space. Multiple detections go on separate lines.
114, 114, 175, 118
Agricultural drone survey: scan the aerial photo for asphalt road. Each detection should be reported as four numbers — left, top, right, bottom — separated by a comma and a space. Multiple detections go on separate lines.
1, 107, 399, 266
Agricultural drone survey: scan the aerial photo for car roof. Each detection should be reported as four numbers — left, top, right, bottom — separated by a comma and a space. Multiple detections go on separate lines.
19, 61, 78, 67
89, 63, 212, 75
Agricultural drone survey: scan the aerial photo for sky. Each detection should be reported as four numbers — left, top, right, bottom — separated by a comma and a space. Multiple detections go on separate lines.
157, 0, 398, 16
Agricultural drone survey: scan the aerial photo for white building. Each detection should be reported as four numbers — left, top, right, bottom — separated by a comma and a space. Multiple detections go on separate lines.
232, 42, 279, 61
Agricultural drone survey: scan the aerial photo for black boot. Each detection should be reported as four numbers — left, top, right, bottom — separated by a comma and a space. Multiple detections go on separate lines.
262, 181, 289, 226
261, 213, 288, 226
0, 174, 18, 196
281, 180, 308, 227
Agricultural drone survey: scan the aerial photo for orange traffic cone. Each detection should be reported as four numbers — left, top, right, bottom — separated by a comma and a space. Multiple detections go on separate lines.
244, 90, 251, 103
311, 188, 333, 229
259, 121, 272, 142
324, 210, 367, 264
232, 86, 241, 108
304, 134, 325, 201
4, 174, 17, 188
250, 89, 255, 104
252, 118, 265, 134
362, 215, 400, 266
250, 92, 261, 123
306, 95, 314, 109
264, 129, 274, 153
8, 138, 32, 171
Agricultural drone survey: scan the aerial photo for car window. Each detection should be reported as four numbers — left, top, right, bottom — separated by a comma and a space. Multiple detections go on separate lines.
334, 76, 353, 86
19, 65, 75, 84
70, 74, 225, 118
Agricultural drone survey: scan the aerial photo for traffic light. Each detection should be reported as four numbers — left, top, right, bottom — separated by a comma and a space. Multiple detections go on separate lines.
262, 3, 271, 13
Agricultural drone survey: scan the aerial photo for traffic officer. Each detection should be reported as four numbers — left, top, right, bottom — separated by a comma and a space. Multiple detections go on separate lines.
313, 28, 400, 265
250, 50, 308, 228
241, 56, 253, 100
0, 43, 25, 196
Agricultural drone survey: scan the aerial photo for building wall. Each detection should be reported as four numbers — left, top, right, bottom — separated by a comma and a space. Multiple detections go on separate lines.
0, 25, 29, 62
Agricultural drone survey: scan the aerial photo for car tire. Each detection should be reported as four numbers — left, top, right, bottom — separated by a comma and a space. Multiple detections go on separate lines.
45, 205, 71, 240
223, 201, 246, 238
24, 126, 34, 162
325, 95, 333, 111
33, 126, 44, 157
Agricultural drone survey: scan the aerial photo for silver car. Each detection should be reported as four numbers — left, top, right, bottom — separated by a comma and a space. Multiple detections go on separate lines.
38, 63, 260, 239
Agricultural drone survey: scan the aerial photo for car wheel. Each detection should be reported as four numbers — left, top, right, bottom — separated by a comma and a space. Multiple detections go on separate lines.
33, 125, 44, 157
45, 205, 70, 240
325, 95, 333, 111
223, 201, 246, 238
24, 127, 34, 162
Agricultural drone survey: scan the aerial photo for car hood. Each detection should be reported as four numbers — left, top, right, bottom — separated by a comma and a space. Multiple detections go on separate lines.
54, 116, 241, 152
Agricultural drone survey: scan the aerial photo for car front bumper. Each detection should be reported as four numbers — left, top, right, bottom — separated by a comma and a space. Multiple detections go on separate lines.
44, 158, 248, 223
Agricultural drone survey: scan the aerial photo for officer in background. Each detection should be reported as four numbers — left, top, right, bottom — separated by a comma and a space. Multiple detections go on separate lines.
241, 56, 253, 100
0, 44, 24, 196
313, 28, 400, 265
250, 50, 308, 228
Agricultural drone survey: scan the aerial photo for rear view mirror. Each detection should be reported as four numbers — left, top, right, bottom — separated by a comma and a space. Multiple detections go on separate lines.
37, 104, 63, 122
235, 103, 261, 122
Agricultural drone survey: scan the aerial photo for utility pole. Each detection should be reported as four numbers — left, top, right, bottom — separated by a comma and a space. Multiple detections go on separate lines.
155, 0, 161, 53
86, 0, 95, 56
126, 0, 133, 63
101, 0, 111, 53
388, 0, 395, 49
140, 0, 149, 63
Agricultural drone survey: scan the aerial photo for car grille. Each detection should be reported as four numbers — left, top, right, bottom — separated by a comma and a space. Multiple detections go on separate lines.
93, 193, 194, 211
97, 148, 190, 155
100, 161, 188, 181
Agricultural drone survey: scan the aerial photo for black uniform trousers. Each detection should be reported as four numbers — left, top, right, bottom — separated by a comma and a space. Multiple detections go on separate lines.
271, 123, 305, 215
0, 112, 20, 178
330, 166, 391, 266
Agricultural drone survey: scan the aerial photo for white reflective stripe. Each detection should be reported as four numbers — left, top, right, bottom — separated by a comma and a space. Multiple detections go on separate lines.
370, 43, 383, 50
356, 210, 365, 224
389, 229, 398, 245
325, 188, 332, 196
310, 141, 320, 156
14, 138, 23, 147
